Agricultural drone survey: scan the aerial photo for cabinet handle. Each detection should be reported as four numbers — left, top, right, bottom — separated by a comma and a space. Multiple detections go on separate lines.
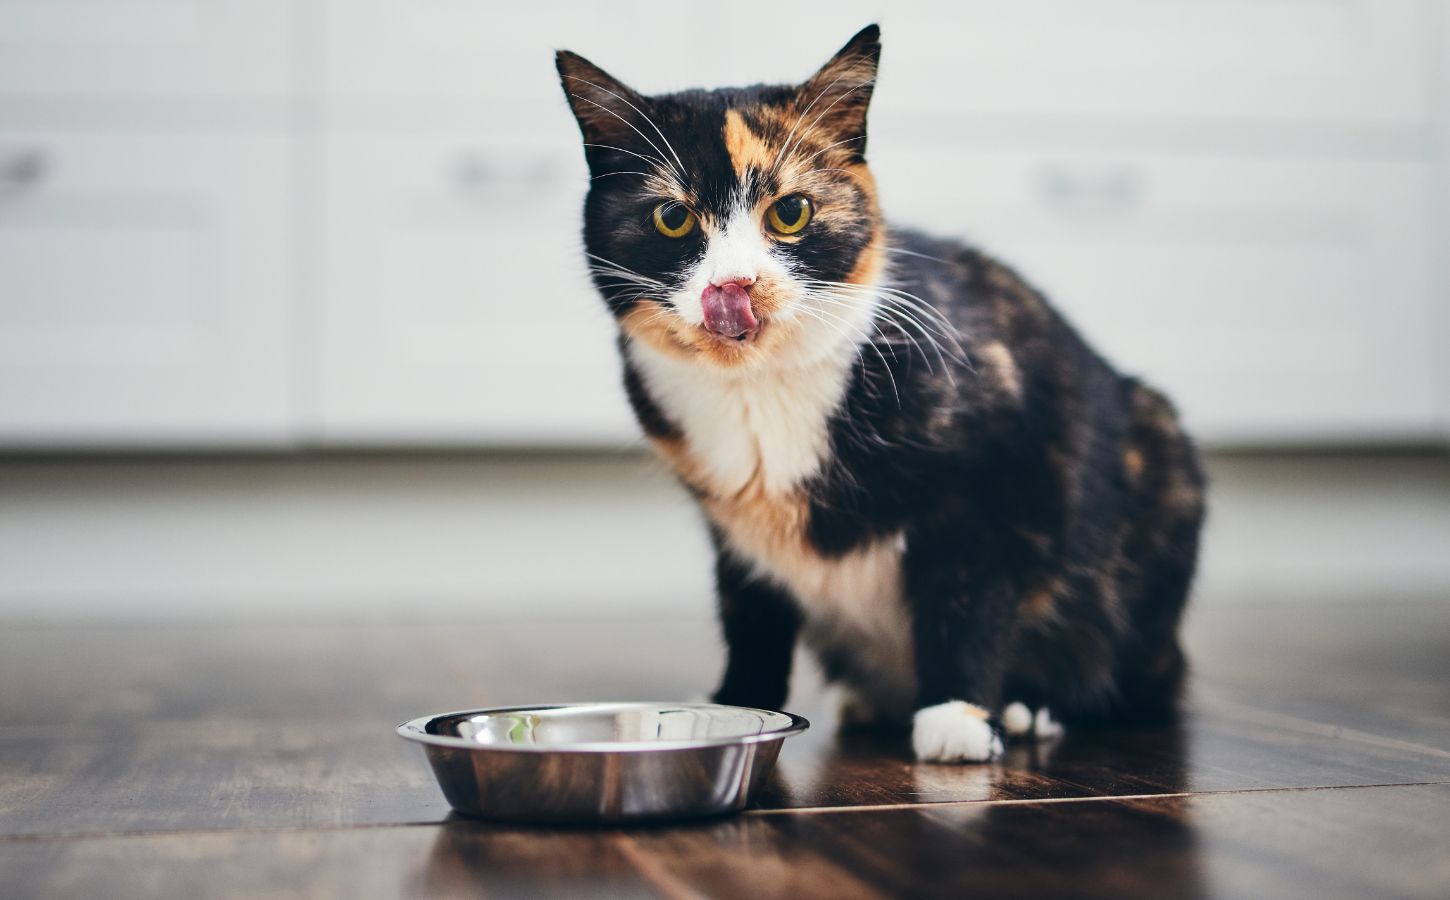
0, 148, 48, 190
1035, 163, 1144, 214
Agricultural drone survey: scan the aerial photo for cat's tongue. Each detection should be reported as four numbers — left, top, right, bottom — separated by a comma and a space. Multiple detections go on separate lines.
701, 283, 758, 339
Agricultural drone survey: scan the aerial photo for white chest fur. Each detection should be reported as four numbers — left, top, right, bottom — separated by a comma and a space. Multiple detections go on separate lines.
628, 337, 917, 713
625, 339, 848, 496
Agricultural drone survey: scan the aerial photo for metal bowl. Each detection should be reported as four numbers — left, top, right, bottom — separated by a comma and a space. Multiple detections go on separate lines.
398, 701, 809, 824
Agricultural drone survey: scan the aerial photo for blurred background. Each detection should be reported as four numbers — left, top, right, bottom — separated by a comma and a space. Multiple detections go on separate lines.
0, 1, 1446, 620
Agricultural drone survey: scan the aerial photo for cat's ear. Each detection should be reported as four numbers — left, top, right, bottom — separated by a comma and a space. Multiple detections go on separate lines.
556, 50, 651, 150
796, 25, 881, 152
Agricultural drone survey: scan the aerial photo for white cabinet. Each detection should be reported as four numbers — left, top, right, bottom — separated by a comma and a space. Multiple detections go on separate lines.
0, 134, 295, 445
316, 129, 634, 444
874, 148, 1436, 443
0, 0, 293, 98
0, 0, 1444, 449
726, 0, 1431, 127
320, 1, 722, 105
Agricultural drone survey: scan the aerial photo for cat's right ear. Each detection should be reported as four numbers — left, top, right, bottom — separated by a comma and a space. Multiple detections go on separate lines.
556, 51, 650, 150
796, 25, 882, 153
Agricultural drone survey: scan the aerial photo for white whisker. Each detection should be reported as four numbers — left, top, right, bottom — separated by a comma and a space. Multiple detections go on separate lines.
582, 142, 672, 173
569, 93, 683, 183
564, 76, 687, 176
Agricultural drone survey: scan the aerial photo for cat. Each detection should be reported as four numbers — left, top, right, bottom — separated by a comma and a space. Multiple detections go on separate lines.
556, 24, 1205, 762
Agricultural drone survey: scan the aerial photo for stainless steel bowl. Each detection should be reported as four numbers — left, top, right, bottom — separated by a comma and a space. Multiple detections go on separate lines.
398, 701, 809, 824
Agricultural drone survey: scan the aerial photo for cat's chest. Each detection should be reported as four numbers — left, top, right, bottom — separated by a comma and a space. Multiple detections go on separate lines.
628, 340, 910, 663
627, 341, 847, 497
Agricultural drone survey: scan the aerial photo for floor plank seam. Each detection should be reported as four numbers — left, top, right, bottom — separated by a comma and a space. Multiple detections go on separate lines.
4, 780, 1448, 843
739, 780, 1450, 817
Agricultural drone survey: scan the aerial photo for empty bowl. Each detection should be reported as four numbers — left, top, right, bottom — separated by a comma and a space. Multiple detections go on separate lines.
398, 701, 809, 824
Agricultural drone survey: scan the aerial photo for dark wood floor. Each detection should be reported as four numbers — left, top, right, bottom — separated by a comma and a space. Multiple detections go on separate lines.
2, 599, 1448, 899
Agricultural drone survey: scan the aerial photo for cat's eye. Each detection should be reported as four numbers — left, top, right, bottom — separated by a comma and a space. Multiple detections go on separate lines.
767, 195, 812, 235
653, 202, 697, 239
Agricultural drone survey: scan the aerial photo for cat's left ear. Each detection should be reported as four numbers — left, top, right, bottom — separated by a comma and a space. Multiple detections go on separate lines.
796, 24, 881, 154
556, 50, 652, 151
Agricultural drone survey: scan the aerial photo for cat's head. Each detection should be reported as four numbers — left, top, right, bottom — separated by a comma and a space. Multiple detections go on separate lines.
557, 25, 884, 372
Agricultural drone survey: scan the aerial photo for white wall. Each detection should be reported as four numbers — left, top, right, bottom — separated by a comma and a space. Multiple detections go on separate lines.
1, 1, 1447, 449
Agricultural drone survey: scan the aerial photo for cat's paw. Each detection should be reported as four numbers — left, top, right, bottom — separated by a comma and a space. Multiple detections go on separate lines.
1001, 701, 1066, 742
912, 701, 1004, 763
1033, 706, 1064, 740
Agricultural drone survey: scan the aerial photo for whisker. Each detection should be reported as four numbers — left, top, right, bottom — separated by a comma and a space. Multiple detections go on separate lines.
584, 253, 668, 287
806, 294, 934, 376
884, 246, 959, 266
569, 93, 683, 183
776, 78, 875, 173
794, 298, 901, 408
564, 76, 687, 176
802, 135, 865, 168
771, 52, 875, 172
582, 142, 672, 172
804, 287, 965, 380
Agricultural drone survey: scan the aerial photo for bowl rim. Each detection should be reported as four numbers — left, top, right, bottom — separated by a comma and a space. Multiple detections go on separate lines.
396, 701, 810, 753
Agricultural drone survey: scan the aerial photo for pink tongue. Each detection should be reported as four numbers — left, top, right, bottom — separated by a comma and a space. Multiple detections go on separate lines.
701, 283, 758, 338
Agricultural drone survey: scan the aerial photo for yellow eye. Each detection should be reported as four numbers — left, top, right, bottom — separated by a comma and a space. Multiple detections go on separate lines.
767, 195, 812, 235
653, 202, 696, 238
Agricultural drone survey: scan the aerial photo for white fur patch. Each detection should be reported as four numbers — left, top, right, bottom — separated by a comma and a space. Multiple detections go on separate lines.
1034, 706, 1064, 740
792, 536, 915, 718
912, 701, 1003, 763
1002, 701, 1066, 741
629, 337, 853, 494
1002, 701, 1034, 737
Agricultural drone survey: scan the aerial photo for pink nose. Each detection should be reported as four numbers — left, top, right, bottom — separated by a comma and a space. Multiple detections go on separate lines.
701, 280, 759, 339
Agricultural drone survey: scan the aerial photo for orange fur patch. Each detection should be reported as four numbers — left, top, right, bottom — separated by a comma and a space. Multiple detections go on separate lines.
722, 110, 775, 180
650, 430, 818, 583
977, 340, 1023, 401
1123, 447, 1145, 482
1020, 578, 1065, 625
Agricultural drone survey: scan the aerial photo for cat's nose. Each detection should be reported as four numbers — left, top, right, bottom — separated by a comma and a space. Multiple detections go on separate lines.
701, 279, 758, 339
711, 274, 756, 289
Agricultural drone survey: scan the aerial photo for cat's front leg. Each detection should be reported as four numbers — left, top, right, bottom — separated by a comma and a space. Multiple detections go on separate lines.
708, 547, 800, 711
905, 546, 1018, 763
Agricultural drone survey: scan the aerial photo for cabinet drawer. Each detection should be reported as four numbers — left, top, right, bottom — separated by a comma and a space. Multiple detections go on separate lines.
317, 133, 634, 444
734, 0, 1429, 127
0, 0, 292, 98
320, 1, 721, 106
324, 1, 1429, 127
0, 134, 294, 445
871, 148, 1436, 443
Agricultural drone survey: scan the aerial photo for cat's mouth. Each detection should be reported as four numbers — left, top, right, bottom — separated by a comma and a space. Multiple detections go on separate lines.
701, 282, 760, 343
699, 314, 767, 349
707, 326, 759, 344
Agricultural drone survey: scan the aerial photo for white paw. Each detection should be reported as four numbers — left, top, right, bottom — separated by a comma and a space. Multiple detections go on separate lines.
912, 701, 1004, 763
1002, 701, 1034, 737
1034, 706, 1064, 740
1001, 701, 1067, 742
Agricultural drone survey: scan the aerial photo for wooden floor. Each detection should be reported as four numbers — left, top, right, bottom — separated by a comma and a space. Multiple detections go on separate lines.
2, 600, 1448, 899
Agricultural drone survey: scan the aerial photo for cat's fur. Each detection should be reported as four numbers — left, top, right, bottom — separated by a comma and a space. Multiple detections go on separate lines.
557, 25, 1205, 762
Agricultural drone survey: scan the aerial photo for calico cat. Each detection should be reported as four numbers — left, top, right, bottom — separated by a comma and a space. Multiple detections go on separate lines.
556, 25, 1205, 762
